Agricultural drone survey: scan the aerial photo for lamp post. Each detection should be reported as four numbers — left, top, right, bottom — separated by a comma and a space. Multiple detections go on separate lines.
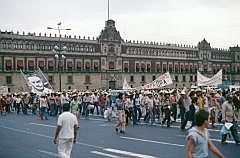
47, 22, 71, 92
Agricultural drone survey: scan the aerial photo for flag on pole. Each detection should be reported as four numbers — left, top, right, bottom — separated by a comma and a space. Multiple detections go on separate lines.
20, 68, 53, 95
122, 77, 132, 90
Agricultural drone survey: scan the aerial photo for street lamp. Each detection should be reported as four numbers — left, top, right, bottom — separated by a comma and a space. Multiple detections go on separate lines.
47, 22, 71, 92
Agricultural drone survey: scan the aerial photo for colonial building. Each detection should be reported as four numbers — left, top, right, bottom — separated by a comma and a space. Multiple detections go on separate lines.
0, 19, 240, 92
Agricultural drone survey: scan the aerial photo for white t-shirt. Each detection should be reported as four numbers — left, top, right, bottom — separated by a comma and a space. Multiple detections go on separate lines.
57, 112, 78, 139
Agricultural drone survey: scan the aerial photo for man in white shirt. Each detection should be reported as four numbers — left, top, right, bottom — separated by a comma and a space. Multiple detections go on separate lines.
54, 103, 78, 158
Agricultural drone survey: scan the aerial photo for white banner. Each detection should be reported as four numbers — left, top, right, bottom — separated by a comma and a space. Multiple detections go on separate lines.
141, 72, 173, 89
21, 68, 53, 95
197, 69, 222, 87
122, 77, 132, 90
0, 86, 8, 94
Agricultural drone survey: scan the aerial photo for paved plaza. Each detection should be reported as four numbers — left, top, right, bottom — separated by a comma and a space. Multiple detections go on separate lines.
0, 113, 239, 158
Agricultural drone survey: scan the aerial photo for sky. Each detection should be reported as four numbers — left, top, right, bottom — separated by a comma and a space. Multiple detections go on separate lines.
0, 0, 240, 49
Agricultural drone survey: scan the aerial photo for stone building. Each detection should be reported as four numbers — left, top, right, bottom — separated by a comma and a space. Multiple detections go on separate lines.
0, 19, 240, 92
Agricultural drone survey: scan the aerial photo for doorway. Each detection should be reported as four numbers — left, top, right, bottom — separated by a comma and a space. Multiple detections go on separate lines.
109, 81, 116, 89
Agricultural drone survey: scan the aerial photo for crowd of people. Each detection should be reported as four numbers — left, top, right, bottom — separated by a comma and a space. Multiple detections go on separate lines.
0, 87, 240, 144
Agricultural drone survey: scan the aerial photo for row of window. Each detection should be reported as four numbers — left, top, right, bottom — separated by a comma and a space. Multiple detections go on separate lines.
2, 74, 199, 86
127, 48, 199, 59
0, 41, 97, 53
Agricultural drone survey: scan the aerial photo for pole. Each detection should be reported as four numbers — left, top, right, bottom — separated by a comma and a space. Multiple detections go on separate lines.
108, 0, 110, 20
47, 22, 70, 92
58, 22, 62, 92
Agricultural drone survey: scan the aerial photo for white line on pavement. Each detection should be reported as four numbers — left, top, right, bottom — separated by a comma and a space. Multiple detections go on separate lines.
176, 134, 237, 144
120, 136, 184, 147
104, 148, 157, 158
77, 142, 103, 149
0, 125, 53, 139
30, 122, 55, 128
210, 138, 236, 144
91, 151, 121, 158
37, 149, 58, 157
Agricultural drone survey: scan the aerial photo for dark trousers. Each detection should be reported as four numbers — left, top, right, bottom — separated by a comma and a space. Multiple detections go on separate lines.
171, 104, 177, 121
16, 103, 21, 114
181, 111, 196, 129
179, 107, 186, 124
133, 106, 142, 124
93, 102, 99, 115
162, 107, 171, 127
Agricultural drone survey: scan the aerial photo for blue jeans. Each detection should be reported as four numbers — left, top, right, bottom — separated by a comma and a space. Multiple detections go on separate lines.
40, 107, 48, 120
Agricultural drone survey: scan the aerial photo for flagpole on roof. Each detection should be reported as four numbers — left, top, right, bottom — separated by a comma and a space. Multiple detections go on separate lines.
108, 0, 110, 20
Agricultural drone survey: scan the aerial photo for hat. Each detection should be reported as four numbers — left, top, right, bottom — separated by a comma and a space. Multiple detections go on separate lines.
180, 90, 186, 95
72, 94, 78, 97
41, 93, 46, 97
196, 88, 202, 92
85, 90, 91, 94
145, 91, 152, 95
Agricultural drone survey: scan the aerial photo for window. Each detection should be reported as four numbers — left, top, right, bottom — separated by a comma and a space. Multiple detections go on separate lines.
5, 60, 12, 71
182, 76, 186, 82
85, 75, 91, 83
6, 76, 12, 84
124, 63, 129, 72
141, 64, 145, 72
67, 61, 73, 71
195, 75, 197, 82
67, 75, 73, 84
93, 62, 99, 72
48, 76, 54, 84
108, 61, 115, 70
141, 75, 145, 82
152, 75, 156, 81
130, 75, 134, 82
175, 76, 178, 82
190, 76, 193, 82
85, 62, 91, 72
147, 64, 151, 72
16, 60, 24, 70
48, 61, 54, 71
77, 61, 82, 71
136, 63, 140, 72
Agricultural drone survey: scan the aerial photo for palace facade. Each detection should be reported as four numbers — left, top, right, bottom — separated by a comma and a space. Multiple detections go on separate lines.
0, 19, 240, 92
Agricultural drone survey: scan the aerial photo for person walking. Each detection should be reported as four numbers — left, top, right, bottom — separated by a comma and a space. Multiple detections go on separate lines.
221, 94, 240, 144
115, 93, 126, 133
70, 94, 79, 117
186, 110, 224, 158
54, 103, 78, 158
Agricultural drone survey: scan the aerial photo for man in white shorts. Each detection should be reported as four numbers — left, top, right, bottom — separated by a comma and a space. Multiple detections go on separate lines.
54, 103, 78, 158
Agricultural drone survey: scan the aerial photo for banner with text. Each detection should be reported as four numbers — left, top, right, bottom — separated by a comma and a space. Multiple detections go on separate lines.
197, 69, 222, 87
141, 72, 173, 89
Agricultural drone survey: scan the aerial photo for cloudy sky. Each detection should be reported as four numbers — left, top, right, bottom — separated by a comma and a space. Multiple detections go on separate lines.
1, 0, 240, 48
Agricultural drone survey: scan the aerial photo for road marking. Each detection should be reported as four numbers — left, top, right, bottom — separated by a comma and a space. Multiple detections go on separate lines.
99, 124, 113, 127
104, 148, 158, 158
77, 142, 103, 149
0, 125, 53, 139
30, 122, 55, 128
176, 134, 237, 144
120, 136, 184, 147
91, 151, 121, 158
37, 149, 58, 157
210, 138, 236, 144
